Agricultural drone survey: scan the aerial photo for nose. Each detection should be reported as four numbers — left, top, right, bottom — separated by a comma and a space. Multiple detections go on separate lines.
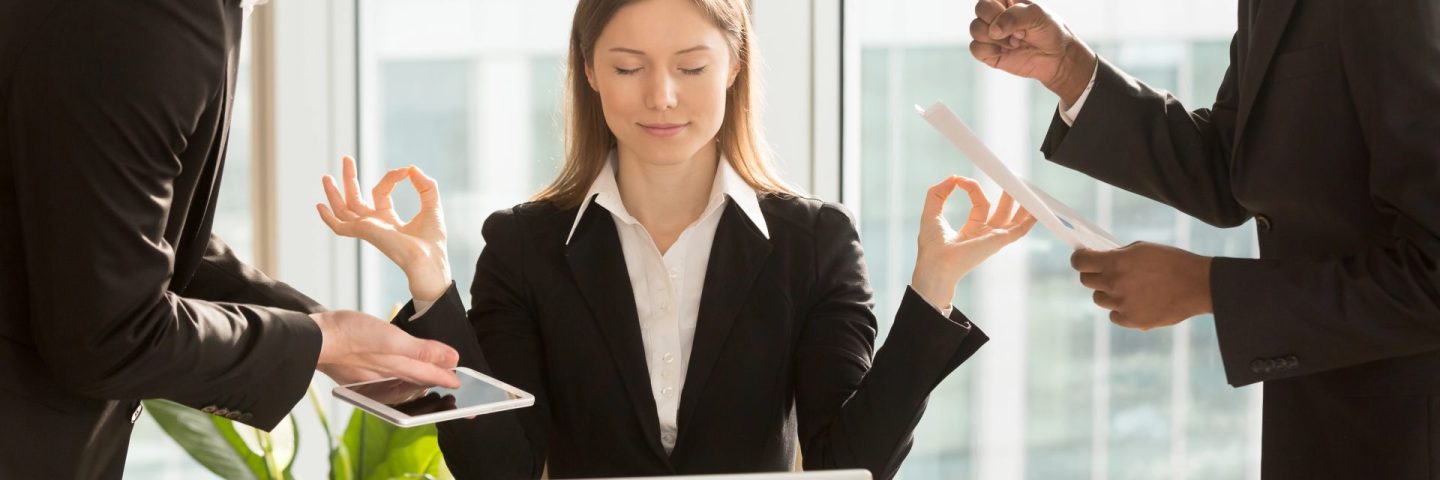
643, 69, 677, 111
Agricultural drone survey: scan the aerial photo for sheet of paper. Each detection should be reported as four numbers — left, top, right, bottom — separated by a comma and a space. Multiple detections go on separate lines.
917, 102, 1121, 251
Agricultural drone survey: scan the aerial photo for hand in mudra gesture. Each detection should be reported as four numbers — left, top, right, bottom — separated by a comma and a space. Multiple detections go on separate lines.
317, 155, 452, 301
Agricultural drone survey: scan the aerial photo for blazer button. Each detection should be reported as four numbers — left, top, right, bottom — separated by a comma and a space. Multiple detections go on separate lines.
201, 406, 217, 414
1283, 355, 1300, 369
225, 411, 241, 420
131, 404, 144, 424
1255, 214, 1273, 232
213, 408, 230, 417
1249, 359, 1269, 374
239, 412, 254, 423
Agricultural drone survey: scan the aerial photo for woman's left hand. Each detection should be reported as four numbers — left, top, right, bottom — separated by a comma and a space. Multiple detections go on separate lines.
317, 156, 452, 302
911, 175, 1037, 311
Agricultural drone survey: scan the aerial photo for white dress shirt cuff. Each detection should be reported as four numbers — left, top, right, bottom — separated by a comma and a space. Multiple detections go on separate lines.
1057, 62, 1100, 127
410, 297, 438, 321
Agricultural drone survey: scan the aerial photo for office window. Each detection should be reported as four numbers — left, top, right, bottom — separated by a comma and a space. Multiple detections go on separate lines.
358, 0, 573, 313
853, 1, 1260, 479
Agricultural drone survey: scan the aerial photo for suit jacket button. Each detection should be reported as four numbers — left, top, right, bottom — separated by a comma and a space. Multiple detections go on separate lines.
1255, 214, 1273, 231
1284, 355, 1300, 369
214, 408, 230, 417
239, 413, 254, 423
131, 404, 144, 424
201, 406, 217, 414
1250, 359, 1268, 373
225, 411, 241, 420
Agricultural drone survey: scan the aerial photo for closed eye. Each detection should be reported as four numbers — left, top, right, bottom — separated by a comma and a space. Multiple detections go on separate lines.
681, 66, 708, 76
615, 67, 642, 76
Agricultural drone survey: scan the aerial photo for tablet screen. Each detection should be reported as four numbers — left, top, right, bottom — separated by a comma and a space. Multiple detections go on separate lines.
348, 372, 521, 417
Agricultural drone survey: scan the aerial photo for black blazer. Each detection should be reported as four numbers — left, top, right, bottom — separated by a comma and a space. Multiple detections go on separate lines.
395, 196, 987, 479
0, 1, 323, 478
1040, 0, 1440, 477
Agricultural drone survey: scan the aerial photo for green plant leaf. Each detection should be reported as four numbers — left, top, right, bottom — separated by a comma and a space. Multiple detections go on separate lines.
143, 399, 261, 480
341, 410, 451, 480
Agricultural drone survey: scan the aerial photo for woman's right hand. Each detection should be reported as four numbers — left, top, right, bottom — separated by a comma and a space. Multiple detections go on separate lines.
317, 155, 452, 302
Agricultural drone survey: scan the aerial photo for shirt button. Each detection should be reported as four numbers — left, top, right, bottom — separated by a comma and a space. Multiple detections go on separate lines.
662, 433, 676, 443
662, 387, 675, 398
663, 352, 675, 364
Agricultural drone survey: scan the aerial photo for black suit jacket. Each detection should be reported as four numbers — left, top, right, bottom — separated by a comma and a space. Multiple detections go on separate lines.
0, 0, 323, 478
1041, 0, 1440, 477
395, 196, 987, 479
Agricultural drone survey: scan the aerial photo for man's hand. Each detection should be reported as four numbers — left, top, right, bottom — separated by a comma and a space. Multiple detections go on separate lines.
970, 0, 1098, 106
1071, 242, 1214, 331
312, 310, 461, 388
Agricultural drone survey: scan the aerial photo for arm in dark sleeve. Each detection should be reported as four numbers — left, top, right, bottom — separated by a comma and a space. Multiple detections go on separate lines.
1209, 1, 1440, 386
184, 235, 324, 314
6, 8, 319, 430
1040, 35, 1248, 227
794, 204, 987, 480
394, 209, 548, 479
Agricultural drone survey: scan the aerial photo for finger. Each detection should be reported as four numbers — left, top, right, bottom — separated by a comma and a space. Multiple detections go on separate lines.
975, 0, 1006, 24
316, 204, 354, 237
954, 176, 991, 237
371, 167, 411, 213
1006, 208, 1038, 237
970, 41, 1005, 68
408, 166, 442, 212
341, 156, 374, 215
1078, 271, 1111, 291
970, 17, 1005, 46
381, 355, 461, 390
1093, 290, 1121, 310
322, 175, 357, 221
1071, 248, 1111, 273
1108, 310, 1130, 328
989, 3, 1047, 41
921, 176, 961, 220
988, 192, 1016, 227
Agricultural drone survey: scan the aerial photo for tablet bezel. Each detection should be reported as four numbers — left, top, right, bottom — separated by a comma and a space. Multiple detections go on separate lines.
332, 366, 535, 427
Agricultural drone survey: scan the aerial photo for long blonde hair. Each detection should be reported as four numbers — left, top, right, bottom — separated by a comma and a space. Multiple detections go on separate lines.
532, 0, 801, 209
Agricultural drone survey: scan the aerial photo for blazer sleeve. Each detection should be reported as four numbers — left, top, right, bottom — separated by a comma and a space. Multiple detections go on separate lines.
794, 204, 988, 480
1039, 35, 1248, 228
1208, 1, 1440, 387
183, 235, 325, 315
5, 9, 318, 430
394, 209, 549, 479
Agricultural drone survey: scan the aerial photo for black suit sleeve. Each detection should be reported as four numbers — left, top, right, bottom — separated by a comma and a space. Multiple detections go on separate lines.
4, 6, 319, 430
1039, 37, 1248, 228
394, 209, 547, 479
185, 235, 325, 315
1206, 1, 1440, 386
794, 204, 987, 480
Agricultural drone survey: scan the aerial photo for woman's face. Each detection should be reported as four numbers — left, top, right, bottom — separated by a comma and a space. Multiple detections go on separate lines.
586, 0, 739, 167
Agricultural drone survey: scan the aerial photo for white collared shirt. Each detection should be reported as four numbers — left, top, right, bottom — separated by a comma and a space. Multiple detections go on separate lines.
239, 0, 269, 18
416, 151, 768, 454
577, 152, 768, 453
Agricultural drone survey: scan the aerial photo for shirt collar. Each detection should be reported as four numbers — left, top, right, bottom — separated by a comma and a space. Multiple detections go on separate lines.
566, 150, 769, 245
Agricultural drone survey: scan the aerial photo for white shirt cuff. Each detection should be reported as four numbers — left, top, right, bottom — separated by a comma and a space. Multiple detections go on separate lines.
409, 298, 438, 321
1057, 62, 1100, 127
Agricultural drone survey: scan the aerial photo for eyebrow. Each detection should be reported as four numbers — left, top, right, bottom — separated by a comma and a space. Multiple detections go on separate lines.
608, 45, 712, 55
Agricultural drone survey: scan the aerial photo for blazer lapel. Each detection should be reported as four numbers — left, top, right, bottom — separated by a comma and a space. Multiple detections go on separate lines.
1234, 0, 1297, 150
675, 200, 772, 447
564, 205, 670, 462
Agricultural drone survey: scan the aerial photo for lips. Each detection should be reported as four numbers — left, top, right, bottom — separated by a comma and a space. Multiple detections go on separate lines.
638, 122, 689, 138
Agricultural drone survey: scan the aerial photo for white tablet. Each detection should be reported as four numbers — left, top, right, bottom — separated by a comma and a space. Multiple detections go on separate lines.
332, 367, 535, 427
